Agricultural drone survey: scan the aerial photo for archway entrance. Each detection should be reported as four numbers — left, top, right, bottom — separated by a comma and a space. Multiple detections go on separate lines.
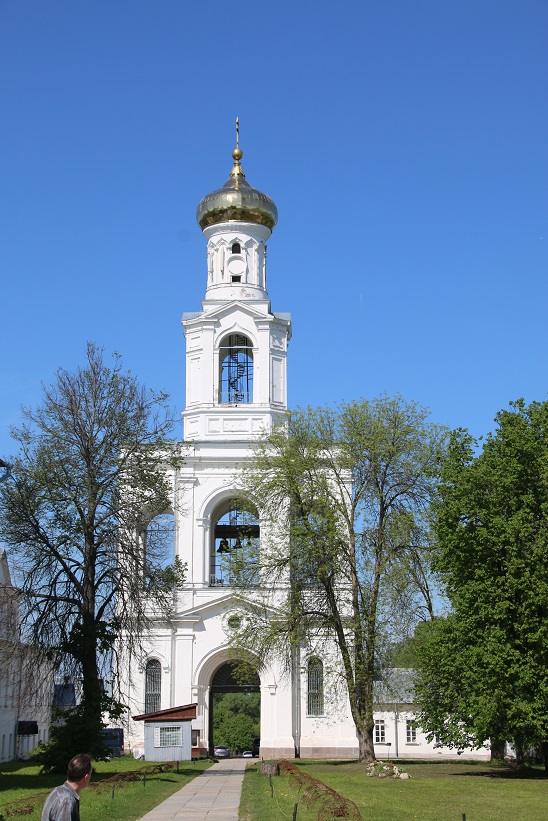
209, 661, 260, 756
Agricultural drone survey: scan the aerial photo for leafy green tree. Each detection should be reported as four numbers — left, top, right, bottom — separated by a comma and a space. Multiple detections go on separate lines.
389, 620, 437, 668
415, 399, 548, 768
214, 712, 256, 753
0, 344, 184, 770
229, 396, 446, 761
212, 692, 260, 752
218, 692, 261, 724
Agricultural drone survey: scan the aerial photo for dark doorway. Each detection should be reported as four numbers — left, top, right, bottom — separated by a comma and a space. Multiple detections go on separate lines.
209, 661, 260, 756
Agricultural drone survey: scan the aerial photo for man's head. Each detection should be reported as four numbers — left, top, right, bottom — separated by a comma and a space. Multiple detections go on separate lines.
67, 754, 92, 790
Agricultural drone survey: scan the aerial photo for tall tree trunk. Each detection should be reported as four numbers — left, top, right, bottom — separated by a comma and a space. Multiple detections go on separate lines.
514, 737, 524, 767
541, 741, 548, 775
356, 723, 375, 762
81, 530, 103, 745
489, 737, 506, 762
80, 620, 103, 739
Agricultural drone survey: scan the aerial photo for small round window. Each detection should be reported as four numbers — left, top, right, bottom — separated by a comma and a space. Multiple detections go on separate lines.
227, 615, 241, 629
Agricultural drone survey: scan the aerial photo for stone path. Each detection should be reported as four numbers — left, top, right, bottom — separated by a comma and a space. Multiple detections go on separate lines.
137, 758, 247, 821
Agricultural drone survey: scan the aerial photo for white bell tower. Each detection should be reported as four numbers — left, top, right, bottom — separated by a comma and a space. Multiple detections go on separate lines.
182, 133, 291, 441
127, 130, 297, 763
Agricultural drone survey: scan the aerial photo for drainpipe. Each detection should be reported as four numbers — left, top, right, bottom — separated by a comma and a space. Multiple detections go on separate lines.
292, 645, 301, 758
394, 704, 399, 758
170, 625, 176, 707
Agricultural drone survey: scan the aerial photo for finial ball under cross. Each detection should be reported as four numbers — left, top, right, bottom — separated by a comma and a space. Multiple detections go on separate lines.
232, 116, 243, 162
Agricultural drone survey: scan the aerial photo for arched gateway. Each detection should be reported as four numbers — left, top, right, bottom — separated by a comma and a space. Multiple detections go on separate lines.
209, 661, 260, 755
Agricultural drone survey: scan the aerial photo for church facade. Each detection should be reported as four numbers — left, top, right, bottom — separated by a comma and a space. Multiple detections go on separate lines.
125, 141, 489, 762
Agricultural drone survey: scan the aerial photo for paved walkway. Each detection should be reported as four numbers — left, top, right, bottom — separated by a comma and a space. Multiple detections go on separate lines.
138, 759, 247, 821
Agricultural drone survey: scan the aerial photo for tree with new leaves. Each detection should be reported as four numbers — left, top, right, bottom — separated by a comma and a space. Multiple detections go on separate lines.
0, 344, 184, 769
229, 396, 447, 762
415, 399, 548, 768
213, 692, 260, 752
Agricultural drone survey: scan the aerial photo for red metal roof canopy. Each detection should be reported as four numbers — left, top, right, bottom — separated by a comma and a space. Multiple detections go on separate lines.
133, 703, 197, 722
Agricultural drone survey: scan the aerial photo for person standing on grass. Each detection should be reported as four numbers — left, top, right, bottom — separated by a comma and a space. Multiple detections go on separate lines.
41, 754, 92, 821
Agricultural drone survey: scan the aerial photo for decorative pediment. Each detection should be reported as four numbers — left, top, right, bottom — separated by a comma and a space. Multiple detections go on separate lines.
173, 594, 281, 625
173, 593, 236, 622
200, 300, 273, 323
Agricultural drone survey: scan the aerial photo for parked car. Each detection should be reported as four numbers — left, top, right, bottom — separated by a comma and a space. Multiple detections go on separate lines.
213, 746, 230, 758
242, 750, 253, 758
100, 728, 124, 758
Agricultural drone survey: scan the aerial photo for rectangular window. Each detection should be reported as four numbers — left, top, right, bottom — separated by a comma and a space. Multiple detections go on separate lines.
153, 726, 182, 748
374, 720, 385, 744
191, 730, 199, 747
406, 720, 417, 743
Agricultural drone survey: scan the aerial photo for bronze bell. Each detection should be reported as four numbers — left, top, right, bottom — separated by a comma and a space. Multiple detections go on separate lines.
217, 538, 230, 553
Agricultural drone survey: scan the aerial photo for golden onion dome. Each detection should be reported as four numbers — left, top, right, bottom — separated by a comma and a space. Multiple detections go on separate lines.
196, 145, 278, 232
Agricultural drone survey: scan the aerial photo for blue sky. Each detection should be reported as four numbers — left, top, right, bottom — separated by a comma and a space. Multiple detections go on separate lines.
1, 0, 546, 457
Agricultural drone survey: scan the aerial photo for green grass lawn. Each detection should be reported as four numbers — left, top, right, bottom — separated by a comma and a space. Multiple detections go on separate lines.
239, 759, 548, 821
0, 757, 212, 821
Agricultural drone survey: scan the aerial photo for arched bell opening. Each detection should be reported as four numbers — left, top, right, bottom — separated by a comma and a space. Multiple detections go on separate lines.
144, 512, 175, 566
209, 500, 260, 588
137, 511, 175, 587
218, 334, 253, 404
209, 661, 260, 757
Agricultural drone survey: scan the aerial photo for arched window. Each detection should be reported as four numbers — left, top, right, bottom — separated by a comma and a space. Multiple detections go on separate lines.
145, 513, 175, 568
219, 334, 253, 404
145, 659, 161, 713
307, 658, 324, 716
231, 242, 241, 254
210, 502, 260, 587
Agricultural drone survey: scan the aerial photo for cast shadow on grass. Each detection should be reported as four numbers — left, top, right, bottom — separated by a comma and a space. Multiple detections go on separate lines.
450, 767, 548, 780
291, 758, 548, 780
0, 775, 60, 792
0, 763, 203, 794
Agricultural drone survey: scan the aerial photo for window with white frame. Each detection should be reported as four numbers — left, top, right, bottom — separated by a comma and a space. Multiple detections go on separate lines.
406, 720, 417, 743
374, 719, 386, 743
307, 657, 324, 716
154, 726, 182, 748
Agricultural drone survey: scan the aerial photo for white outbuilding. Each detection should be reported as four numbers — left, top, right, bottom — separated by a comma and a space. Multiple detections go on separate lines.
133, 704, 197, 762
